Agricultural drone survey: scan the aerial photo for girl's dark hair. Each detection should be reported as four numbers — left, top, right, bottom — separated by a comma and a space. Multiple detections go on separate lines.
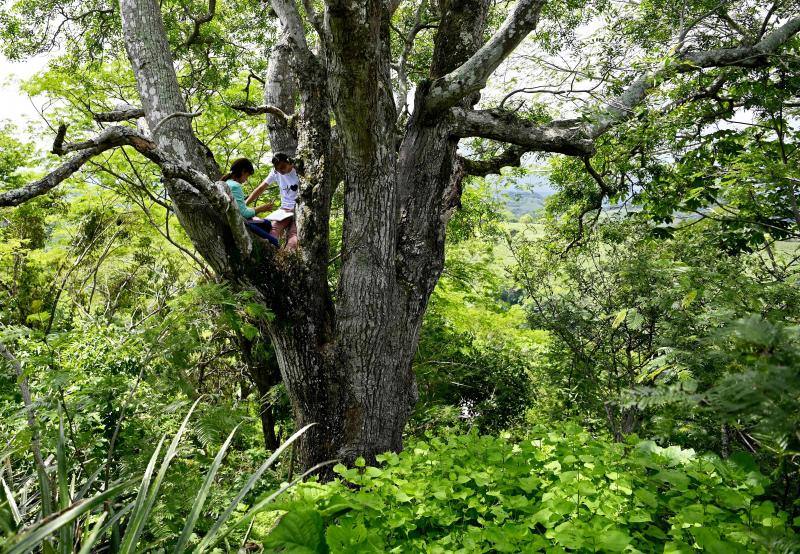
271, 153, 293, 166
222, 158, 255, 181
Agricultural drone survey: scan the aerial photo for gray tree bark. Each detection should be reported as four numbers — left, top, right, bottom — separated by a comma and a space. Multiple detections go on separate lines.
264, 31, 299, 156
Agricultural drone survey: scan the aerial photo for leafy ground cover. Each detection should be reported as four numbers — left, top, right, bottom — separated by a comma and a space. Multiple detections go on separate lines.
262, 424, 797, 553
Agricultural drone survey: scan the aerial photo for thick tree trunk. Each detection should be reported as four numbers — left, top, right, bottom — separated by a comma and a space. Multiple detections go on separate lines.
266, 0, 495, 470
118, 0, 494, 474
323, 0, 421, 462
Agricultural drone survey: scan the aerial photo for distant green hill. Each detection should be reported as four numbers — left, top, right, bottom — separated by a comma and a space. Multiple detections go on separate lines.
498, 174, 554, 219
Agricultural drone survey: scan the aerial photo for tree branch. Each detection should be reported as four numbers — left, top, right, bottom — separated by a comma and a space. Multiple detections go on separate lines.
184, 0, 217, 47
456, 16, 800, 157
93, 106, 146, 122
588, 16, 800, 138
560, 158, 610, 254
680, 17, 800, 70
269, 0, 315, 65
231, 103, 293, 122
717, 10, 753, 43
1, 126, 151, 207
758, 2, 780, 41
393, 0, 435, 118
425, 0, 546, 113
93, 108, 201, 134
0, 125, 253, 259
300, 0, 323, 38
151, 110, 202, 135
459, 144, 526, 176
263, 34, 300, 155
51, 123, 68, 154
450, 108, 595, 156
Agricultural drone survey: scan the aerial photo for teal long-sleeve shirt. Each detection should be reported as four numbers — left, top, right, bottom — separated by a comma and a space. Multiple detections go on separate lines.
226, 179, 255, 218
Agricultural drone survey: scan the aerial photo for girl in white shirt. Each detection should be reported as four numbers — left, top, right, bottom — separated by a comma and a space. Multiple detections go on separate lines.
248, 153, 299, 250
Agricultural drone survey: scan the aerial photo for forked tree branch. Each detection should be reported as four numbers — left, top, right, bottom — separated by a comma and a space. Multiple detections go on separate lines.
451, 16, 800, 161
450, 108, 594, 156
1, 126, 155, 207
588, 16, 800, 138
184, 0, 217, 47
558, 157, 610, 254
394, 0, 433, 117
425, 0, 546, 113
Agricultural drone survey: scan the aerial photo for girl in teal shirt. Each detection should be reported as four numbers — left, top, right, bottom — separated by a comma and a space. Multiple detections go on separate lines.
222, 158, 278, 246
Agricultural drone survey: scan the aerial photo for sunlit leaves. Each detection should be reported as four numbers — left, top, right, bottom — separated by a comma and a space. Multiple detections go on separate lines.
271, 424, 794, 552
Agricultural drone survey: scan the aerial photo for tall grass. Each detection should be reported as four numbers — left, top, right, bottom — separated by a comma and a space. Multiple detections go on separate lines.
2, 403, 318, 553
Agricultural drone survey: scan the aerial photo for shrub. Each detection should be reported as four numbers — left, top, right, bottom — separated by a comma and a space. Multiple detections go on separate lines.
264, 424, 797, 553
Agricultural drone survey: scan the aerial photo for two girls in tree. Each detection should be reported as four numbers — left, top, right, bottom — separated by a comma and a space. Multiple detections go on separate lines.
223, 153, 299, 250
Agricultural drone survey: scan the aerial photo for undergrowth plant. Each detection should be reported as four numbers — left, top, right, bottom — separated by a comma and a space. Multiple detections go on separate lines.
0, 402, 316, 553
265, 423, 799, 553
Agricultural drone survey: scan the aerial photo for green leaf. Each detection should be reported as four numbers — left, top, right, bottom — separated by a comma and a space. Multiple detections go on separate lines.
655, 469, 690, 490
244, 302, 272, 320
326, 522, 384, 553
681, 290, 698, 309
611, 309, 628, 329
1, 476, 21, 526
263, 509, 327, 554
241, 323, 259, 340
690, 527, 731, 554
715, 488, 747, 510
664, 541, 693, 554
596, 529, 632, 552
76, 513, 107, 554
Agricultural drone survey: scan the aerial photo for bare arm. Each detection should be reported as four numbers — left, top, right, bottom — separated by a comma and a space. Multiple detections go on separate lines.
246, 180, 277, 204
253, 202, 276, 214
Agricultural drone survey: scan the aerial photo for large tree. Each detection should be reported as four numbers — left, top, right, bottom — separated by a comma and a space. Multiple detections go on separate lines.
1, 0, 798, 471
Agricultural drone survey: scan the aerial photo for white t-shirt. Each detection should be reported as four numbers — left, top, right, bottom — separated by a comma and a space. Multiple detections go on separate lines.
265, 168, 299, 211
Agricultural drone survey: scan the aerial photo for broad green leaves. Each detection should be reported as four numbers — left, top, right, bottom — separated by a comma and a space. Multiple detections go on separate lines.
264, 509, 327, 553
269, 424, 795, 552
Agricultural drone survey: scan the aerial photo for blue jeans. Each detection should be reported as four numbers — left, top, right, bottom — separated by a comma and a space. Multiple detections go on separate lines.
246, 220, 279, 247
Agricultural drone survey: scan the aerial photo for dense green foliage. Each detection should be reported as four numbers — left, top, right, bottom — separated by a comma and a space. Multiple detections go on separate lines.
267, 425, 797, 553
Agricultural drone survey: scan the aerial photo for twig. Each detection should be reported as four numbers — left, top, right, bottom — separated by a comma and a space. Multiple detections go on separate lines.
151, 111, 203, 135
230, 104, 293, 123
